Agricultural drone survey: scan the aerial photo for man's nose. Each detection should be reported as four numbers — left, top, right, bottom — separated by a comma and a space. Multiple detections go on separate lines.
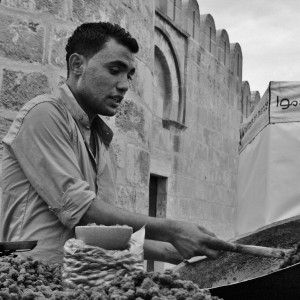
116, 74, 129, 92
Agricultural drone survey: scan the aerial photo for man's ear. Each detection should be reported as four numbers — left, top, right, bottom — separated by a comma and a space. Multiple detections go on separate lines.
69, 53, 84, 76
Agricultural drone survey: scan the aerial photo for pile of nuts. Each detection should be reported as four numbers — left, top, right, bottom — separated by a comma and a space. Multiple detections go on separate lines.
0, 254, 62, 299
2, 243, 299, 299
0, 254, 223, 300
279, 242, 300, 269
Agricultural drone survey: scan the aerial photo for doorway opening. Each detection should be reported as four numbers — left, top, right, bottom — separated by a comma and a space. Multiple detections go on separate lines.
147, 174, 168, 272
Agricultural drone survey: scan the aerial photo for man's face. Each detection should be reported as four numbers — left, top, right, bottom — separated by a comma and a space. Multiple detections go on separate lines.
76, 38, 136, 119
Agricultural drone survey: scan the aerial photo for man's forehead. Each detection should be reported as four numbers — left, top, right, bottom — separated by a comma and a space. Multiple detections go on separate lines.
100, 39, 135, 65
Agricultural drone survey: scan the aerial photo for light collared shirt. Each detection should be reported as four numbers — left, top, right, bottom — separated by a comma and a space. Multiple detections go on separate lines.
0, 84, 117, 263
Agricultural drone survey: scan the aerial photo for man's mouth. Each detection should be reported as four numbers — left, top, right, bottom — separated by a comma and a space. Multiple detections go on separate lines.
111, 95, 123, 104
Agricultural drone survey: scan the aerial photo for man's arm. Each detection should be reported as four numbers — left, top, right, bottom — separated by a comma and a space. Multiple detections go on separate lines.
80, 198, 235, 261
6, 100, 95, 229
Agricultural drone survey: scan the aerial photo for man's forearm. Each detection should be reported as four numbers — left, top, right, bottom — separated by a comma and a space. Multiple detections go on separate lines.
80, 197, 236, 261
80, 198, 175, 243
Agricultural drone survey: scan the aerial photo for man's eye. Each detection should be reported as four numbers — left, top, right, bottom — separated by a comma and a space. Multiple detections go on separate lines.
109, 67, 120, 75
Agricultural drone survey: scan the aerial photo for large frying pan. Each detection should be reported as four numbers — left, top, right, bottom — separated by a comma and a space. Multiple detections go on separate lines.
174, 215, 300, 300
0, 240, 37, 255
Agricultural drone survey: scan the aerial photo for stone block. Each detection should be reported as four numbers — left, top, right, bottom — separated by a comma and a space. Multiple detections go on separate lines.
208, 149, 228, 170
142, 65, 154, 107
116, 184, 148, 215
166, 0, 174, 19
127, 16, 153, 66
166, 195, 180, 219
222, 205, 235, 223
211, 185, 224, 204
229, 172, 238, 191
173, 6, 182, 27
203, 127, 221, 149
197, 199, 212, 221
215, 187, 231, 206
115, 98, 146, 143
2, 0, 68, 19
0, 109, 17, 156
50, 26, 74, 68
72, 0, 110, 23
226, 189, 236, 207
0, 69, 51, 111
0, 13, 44, 63
196, 107, 208, 126
209, 112, 221, 132
123, 0, 154, 25
134, 188, 149, 215
172, 155, 185, 175
110, 138, 126, 170
116, 185, 136, 212
173, 175, 195, 199
179, 197, 193, 220
129, 60, 153, 103
193, 142, 208, 161
228, 155, 238, 173
210, 202, 223, 222
187, 157, 206, 181
207, 166, 226, 187
151, 124, 171, 152
126, 144, 150, 187
172, 135, 180, 152
193, 180, 207, 201
167, 173, 176, 196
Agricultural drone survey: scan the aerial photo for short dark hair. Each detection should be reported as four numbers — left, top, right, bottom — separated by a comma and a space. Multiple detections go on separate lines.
65, 22, 139, 76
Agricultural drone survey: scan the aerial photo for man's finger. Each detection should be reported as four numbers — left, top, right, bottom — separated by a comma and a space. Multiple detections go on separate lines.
198, 248, 219, 259
198, 225, 217, 237
206, 237, 236, 251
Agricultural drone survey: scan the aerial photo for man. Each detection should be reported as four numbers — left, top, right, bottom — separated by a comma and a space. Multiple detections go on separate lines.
0, 22, 233, 264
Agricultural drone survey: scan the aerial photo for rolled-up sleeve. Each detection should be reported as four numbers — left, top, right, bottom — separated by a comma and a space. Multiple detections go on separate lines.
3, 99, 95, 229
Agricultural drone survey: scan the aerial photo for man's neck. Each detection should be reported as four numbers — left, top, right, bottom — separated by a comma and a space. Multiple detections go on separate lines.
66, 79, 96, 125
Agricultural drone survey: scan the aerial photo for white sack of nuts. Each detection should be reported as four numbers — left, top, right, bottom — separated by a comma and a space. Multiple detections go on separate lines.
62, 226, 145, 290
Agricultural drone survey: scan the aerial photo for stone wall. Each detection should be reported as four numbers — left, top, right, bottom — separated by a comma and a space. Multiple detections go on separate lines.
0, 0, 259, 242
240, 81, 261, 120
152, 0, 244, 239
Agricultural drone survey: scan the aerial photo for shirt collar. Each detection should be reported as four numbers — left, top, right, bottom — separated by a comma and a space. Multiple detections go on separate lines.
56, 83, 113, 145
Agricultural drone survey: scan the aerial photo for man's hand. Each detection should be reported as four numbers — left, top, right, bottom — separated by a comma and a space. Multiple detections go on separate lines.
144, 240, 184, 265
169, 220, 234, 259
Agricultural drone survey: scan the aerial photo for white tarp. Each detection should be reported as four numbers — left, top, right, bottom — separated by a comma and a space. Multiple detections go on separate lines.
236, 81, 300, 236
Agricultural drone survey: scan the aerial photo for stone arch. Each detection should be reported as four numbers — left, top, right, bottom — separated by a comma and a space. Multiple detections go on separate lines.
154, 26, 185, 126
182, 0, 200, 42
216, 29, 230, 66
250, 91, 261, 115
154, 46, 172, 120
230, 43, 243, 78
200, 14, 216, 56
241, 81, 251, 119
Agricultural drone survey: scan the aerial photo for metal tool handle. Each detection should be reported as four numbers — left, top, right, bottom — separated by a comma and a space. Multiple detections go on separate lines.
228, 243, 291, 258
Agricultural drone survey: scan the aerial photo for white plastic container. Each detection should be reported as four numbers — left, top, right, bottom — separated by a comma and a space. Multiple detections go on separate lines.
75, 224, 133, 250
